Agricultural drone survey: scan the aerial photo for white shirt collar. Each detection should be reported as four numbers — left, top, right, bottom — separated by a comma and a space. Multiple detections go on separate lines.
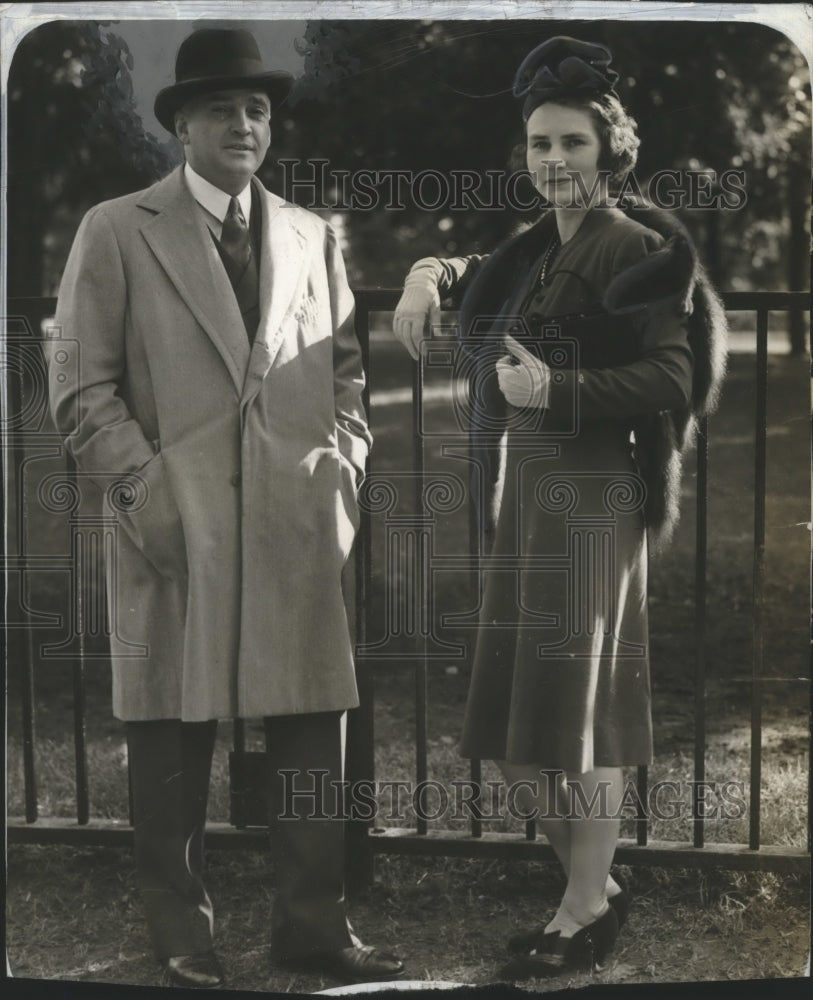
184, 162, 252, 225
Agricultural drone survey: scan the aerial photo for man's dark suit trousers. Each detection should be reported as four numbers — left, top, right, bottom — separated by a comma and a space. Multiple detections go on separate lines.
125, 712, 353, 960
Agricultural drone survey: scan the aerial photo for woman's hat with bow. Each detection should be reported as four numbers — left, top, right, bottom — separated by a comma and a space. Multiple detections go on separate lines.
513, 36, 619, 120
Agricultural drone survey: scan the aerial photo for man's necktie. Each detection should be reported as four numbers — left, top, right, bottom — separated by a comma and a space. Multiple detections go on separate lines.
220, 196, 251, 273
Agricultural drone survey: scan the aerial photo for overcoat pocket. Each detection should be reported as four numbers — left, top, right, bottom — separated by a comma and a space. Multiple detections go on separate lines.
112, 451, 188, 582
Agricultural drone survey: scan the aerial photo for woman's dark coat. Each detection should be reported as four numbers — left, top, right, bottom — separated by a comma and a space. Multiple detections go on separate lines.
412, 204, 727, 767
444, 203, 727, 552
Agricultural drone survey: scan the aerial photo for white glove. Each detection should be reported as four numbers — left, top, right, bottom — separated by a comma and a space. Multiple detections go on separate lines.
392, 265, 442, 361
496, 334, 551, 409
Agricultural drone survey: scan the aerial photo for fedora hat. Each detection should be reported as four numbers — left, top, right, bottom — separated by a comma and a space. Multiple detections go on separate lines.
154, 28, 294, 134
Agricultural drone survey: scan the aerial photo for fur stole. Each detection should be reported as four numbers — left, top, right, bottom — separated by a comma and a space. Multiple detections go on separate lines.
457, 202, 728, 552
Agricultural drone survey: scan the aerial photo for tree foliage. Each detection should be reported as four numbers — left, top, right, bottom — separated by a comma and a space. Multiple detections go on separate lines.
7, 17, 810, 313
7, 21, 175, 295
283, 19, 810, 298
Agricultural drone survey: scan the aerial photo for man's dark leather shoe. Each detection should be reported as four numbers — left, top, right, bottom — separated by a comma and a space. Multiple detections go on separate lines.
279, 944, 405, 983
162, 952, 225, 989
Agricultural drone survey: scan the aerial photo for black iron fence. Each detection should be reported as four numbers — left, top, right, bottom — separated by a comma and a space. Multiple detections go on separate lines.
5, 291, 810, 880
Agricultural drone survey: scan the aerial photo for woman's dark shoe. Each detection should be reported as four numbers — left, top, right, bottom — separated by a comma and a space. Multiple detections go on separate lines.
500, 907, 619, 980
162, 952, 225, 989
507, 872, 630, 955
507, 924, 557, 956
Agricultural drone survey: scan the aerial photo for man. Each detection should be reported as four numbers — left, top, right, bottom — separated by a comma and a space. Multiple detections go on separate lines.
47, 27, 403, 989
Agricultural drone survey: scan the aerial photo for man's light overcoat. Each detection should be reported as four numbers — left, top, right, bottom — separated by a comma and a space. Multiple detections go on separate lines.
49, 167, 371, 721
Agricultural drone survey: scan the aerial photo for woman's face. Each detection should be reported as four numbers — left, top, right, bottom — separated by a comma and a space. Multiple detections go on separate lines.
525, 102, 605, 208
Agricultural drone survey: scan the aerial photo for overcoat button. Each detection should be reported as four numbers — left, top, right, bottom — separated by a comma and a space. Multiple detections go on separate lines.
230, 473, 241, 487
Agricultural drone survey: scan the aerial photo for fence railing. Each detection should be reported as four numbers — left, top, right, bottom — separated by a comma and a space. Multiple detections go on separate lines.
5, 291, 810, 880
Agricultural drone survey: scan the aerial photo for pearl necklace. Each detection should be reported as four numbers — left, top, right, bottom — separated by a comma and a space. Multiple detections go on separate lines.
539, 234, 561, 285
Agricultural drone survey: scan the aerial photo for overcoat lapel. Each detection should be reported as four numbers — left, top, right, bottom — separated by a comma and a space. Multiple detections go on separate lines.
241, 179, 309, 405
138, 169, 251, 395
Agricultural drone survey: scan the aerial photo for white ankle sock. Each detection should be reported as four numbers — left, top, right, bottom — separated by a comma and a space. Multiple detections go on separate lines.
546, 901, 610, 940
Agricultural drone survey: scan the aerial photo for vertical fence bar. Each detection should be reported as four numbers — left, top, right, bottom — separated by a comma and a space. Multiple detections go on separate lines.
230, 719, 247, 831
467, 374, 483, 842
345, 294, 375, 891
636, 765, 648, 846
72, 662, 90, 822
67, 453, 90, 825
127, 744, 135, 826
749, 309, 768, 850
693, 416, 709, 848
21, 633, 38, 824
8, 325, 40, 823
231, 684, 246, 827
469, 758, 483, 838
413, 351, 428, 836
415, 661, 428, 836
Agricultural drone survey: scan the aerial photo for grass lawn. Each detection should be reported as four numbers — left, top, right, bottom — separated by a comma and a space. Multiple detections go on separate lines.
5, 318, 810, 992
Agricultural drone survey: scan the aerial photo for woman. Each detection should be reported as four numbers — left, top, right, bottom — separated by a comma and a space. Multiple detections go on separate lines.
393, 37, 726, 978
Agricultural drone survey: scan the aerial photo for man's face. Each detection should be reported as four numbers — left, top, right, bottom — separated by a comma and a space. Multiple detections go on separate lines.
175, 89, 272, 195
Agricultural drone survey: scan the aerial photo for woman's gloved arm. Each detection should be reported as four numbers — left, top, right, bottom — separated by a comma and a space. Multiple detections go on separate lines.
392, 255, 485, 359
